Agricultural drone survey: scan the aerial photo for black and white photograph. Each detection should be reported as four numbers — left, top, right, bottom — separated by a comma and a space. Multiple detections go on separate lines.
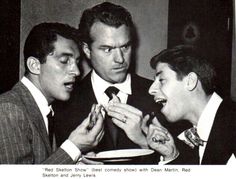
0, 0, 235, 178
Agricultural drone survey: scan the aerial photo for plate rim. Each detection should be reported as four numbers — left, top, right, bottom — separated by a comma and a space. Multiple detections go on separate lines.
84, 148, 154, 160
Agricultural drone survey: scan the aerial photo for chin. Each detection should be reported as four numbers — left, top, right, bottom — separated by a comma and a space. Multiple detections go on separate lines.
58, 94, 70, 101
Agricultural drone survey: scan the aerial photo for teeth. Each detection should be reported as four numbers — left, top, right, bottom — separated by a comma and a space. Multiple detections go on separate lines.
64, 82, 74, 89
155, 98, 167, 105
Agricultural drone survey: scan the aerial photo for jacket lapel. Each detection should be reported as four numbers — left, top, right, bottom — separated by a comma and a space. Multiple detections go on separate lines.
15, 82, 52, 154
202, 99, 233, 164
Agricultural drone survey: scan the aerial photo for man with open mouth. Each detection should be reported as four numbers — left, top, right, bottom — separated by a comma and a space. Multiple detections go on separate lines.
146, 45, 236, 164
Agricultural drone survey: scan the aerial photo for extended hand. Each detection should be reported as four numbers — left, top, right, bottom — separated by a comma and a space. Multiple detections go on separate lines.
146, 118, 179, 161
68, 105, 104, 153
106, 102, 148, 148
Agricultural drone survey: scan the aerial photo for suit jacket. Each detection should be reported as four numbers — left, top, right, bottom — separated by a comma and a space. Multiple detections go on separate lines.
54, 72, 161, 163
0, 82, 73, 164
170, 98, 236, 165
54, 73, 157, 147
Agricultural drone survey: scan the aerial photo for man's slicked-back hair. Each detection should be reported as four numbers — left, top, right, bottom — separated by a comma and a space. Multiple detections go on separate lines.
23, 22, 80, 74
150, 45, 217, 95
78, 2, 135, 46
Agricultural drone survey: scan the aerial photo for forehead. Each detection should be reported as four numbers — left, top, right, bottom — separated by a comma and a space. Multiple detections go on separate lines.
90, 21, 131, 45
156, 62, 176, 76
53, 35, 79, 55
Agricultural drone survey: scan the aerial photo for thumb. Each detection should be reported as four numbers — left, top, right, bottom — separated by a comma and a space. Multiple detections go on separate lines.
152, 117, 169, 135
152, 117, 163, 127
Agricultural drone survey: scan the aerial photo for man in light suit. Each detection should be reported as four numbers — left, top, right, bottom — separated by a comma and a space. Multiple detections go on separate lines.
145, 45, 236, 164
0, 23, 104, 164
54, 2, 162, 163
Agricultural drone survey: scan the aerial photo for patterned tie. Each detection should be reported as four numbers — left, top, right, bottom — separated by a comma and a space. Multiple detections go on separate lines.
184, 127, 204, 148
104, 86, 120, 148
47, 111, 54, 149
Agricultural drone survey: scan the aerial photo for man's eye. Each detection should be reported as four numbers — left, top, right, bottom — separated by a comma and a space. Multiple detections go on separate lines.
159, 79, 165, 84
103, 48, 112, 53
60, 56, 69, 64
121, 45, 130, 51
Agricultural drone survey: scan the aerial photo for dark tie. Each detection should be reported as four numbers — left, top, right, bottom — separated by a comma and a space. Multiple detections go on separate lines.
104, 86, 120, 148
47, 111, 54, 149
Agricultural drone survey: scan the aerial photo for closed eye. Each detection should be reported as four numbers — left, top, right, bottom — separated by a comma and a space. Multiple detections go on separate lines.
60, 56, 70, 64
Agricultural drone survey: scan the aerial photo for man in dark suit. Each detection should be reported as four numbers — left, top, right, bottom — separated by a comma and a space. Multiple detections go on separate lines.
145, 45, 236, 164
0, 23, 104, 164
54, 2, 159, 157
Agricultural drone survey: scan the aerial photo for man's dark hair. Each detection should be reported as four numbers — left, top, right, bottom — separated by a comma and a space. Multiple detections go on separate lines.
150, 45, 217, 95
78, 2, 135, 46
23, 22, 80, 74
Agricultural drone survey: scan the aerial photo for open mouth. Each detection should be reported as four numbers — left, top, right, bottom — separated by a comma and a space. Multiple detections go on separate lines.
154, 98, 167, 108
64, 82, 75, 90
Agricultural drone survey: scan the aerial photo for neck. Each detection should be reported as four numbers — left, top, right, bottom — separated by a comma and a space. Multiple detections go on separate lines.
186, 92, 212, 126
25, 74, 53, 105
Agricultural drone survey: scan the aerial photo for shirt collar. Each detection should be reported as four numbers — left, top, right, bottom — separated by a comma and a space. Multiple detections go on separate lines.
21, 76, 51, 117
197, 92, 223, 141
91, 70, 132, 95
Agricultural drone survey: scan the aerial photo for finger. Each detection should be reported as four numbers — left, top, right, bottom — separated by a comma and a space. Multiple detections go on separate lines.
148, 124, 170, 141
108, 103, 142, 116
152, 117, 168, 134
91, 104, 96, 112
95, 125, 104, 141
89, 113, 104, 136
107, 110, 129, 123
110, 117, 126, 129
110, 94, 120, 103
141, 114, 150, 135
80, 157, 103, 165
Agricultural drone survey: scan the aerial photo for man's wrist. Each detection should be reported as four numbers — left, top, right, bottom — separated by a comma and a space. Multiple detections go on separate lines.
163, 149, 179, 162
60, 140, 82, 162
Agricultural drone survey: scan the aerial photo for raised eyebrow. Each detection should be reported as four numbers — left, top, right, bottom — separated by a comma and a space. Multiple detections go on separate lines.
120, 41, 131, 48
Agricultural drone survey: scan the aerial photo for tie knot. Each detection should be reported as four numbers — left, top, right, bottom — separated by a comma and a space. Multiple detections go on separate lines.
105, 86, 119, 100
47, 111, 54, 120
184, 127, 204, 147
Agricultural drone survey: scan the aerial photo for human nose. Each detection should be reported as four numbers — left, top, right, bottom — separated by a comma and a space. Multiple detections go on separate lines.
69, 61, 80, 77
114, 48, 124, 63
149, 80, 159, 96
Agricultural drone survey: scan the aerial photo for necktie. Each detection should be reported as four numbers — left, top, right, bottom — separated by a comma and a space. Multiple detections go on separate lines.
179, 127, 202, 164
47, 111, 54, 149
104, 86, 120, 148
184, 127, 204, 148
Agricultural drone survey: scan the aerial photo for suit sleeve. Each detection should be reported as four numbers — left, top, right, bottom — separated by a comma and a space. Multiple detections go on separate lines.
0, 102, 35, 164
0, 102, 73, 164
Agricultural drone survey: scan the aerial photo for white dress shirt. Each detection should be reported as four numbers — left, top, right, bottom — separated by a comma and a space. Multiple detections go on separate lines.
178, 92, 223, 163
21, 77, 81, 162
91, 70, 132, 109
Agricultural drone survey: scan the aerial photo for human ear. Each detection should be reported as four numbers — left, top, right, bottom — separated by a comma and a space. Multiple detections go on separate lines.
186, 72, 198, 91
26, 57, 41, 75
82, 42, 91, 59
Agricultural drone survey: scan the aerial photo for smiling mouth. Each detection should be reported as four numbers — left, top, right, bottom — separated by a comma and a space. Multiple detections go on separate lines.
155, 98, 167, 108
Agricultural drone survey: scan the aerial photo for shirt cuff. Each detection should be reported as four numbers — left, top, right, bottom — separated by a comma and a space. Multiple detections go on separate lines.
60, 140, 82, 162
158, 152, 180, 165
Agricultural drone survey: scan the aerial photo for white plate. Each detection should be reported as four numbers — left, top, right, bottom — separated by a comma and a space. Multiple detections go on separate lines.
84, 149, 154, 162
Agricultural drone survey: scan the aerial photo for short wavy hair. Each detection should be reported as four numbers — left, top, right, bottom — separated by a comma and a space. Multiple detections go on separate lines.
78, 2, 135, 46
150, 45, 217, 95
23, 22, 80, 74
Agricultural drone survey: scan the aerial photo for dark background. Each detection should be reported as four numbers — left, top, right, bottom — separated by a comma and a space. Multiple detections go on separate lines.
0, 0, 20, 94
